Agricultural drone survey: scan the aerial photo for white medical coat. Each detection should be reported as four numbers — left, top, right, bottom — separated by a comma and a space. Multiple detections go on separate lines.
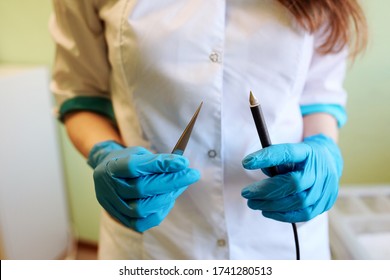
50, 0, 348, 260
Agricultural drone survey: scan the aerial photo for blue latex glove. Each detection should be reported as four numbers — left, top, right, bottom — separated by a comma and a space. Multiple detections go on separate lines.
87, 140, 200, 232
241, 134, 343, 223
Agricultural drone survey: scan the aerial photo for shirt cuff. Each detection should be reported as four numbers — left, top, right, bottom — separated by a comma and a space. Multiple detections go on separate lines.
59, 96, 116, 123
300, 104, 347, 128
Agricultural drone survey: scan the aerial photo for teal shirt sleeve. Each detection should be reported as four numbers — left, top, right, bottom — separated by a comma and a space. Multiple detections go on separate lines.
300, 104, 347, 128
59, 96, 116, 124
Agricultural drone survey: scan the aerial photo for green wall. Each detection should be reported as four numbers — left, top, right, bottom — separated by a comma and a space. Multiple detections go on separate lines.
340, 0, 390, 184
1, 0, 389, 243
0, 1, 53, 65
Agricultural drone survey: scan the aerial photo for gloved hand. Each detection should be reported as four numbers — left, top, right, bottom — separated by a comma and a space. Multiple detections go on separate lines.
241, 134, 343, 223
87, 140, 200, 232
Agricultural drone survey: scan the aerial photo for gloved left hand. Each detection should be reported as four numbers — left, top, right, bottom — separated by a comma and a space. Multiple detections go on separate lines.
241, 134, 343, 223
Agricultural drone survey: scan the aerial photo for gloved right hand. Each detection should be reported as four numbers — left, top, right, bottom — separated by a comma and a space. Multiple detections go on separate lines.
87, 140, 200, 232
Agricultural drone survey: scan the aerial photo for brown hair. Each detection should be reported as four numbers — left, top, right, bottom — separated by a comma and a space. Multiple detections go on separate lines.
277, 0, 367, 56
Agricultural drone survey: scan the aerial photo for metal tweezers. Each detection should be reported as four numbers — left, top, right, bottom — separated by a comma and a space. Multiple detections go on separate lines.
171, 102, 203, 155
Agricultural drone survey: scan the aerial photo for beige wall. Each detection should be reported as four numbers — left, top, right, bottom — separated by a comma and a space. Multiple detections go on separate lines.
1, 0, 389, 242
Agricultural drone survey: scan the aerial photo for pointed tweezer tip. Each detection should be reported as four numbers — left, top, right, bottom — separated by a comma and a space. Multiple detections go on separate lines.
171, 101, 203, 154
192, 101, 203, 123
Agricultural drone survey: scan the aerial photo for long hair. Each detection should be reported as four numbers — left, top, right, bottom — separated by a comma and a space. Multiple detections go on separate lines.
277, 0, 367, 56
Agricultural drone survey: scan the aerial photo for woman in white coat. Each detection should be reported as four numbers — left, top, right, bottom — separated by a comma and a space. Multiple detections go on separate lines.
50, 0, 367, 259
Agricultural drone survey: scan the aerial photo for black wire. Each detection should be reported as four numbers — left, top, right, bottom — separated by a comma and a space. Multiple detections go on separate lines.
292, 223, 300, 260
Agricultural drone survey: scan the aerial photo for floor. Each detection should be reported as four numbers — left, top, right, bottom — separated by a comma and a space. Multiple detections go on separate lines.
72, 241, 98, 260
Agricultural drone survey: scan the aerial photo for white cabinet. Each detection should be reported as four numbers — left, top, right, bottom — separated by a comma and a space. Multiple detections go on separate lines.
329, 185, 390, 259
0, 66, 71, 259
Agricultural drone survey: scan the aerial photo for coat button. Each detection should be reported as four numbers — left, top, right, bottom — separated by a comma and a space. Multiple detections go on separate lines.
209, 52, 221, 63
217, 239, 226, 247
208, 150, 217, 158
